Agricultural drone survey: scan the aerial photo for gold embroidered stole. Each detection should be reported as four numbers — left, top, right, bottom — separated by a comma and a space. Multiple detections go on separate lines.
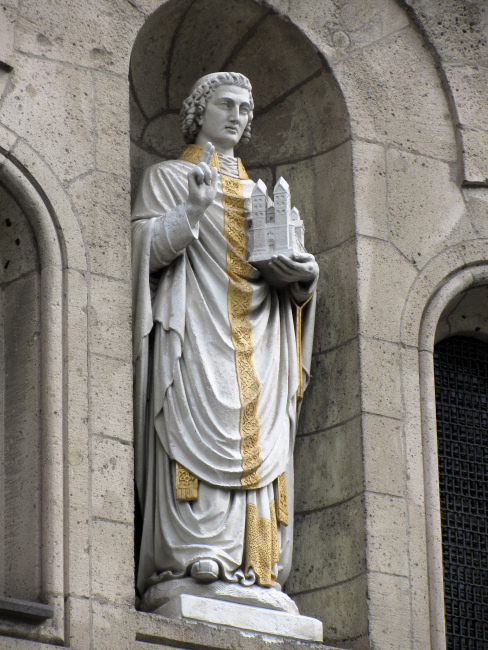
221, 173, 262, 489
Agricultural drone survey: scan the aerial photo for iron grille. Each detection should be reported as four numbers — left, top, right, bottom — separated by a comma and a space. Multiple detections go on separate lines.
434, 336, 488, 649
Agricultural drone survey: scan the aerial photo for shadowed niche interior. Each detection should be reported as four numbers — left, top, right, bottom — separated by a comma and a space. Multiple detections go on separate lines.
130, 0, 353, 627
0, 182, 42, 603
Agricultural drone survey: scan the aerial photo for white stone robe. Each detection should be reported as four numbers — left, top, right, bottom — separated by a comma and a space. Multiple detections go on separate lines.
132, 146, 316, 597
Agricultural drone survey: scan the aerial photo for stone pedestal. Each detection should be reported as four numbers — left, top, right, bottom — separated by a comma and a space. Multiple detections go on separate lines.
154, 594, 323, 642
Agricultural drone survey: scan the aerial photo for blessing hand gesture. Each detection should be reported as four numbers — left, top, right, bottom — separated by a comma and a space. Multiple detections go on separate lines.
186, 142, 219, 228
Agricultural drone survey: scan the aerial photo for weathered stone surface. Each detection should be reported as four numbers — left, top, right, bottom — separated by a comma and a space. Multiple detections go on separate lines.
288, 495, 366, 593
0, 596, 53, 622
142, 111, 185, 159
90, 355, 132, 443
269, 0, 408, 64
64, 272, 90, 599
0, 56, 93, 182
445, 64, 488, 132
335, 27, 457, 161
298, 340, 360, 435
91, 601, 135, 650
460, 126, 488, 183
15, 0, 142, 74
246, 72, 350, 167
295, 417, 363, 513
357, 236, 418, 342
314, 242, 358, 354
405, 0, 488, 66
91, 520, 133, 605
135, 608, 330, 650
387, 148, 467, 268
0, 5, 16, 69
157, 595, 323, 642
92, 436, 133, 524
67, 172, 131, 280
362, 414, 404, 497
167, 0, 267, 108
66, 597, 91, 650
277, 142, 354, 254
293, 575, 368, 645
360, 338, 402, 419
94, 73, 130, 177
365, 492, 408, 576
464, 187, 488, 237
90, 275, 131, 360
368, 573, 410, 649
130, 0, 194, 117
130, 141, 162, 203
230, 13, 322, 110
352, 140, 388, 240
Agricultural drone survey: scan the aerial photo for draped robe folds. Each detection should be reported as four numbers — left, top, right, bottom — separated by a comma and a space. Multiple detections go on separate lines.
132, 146, 316, 598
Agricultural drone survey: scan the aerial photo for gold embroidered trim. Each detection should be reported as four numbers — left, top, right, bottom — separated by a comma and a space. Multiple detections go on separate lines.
244, 501, 279, 587
175, 461, 199, 501
275, 472, 289, 526
222, 174, 262, 489
291, 294, 314, 402
179, 145, 248, 180
179, 144, 220, 170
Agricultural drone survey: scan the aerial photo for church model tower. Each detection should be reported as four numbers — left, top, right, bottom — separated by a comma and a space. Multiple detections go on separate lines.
247, 177, 306, 271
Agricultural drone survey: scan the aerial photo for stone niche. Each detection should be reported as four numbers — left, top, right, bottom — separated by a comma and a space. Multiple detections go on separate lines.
130, 0, 357, 640
0, 182, 42, 602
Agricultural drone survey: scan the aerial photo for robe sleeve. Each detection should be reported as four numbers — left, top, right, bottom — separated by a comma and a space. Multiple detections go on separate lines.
289, 275, 318, 305
149, 203, 199, 272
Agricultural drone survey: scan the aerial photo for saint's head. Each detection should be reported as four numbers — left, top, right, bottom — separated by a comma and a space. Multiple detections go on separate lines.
180, 72, 254, 155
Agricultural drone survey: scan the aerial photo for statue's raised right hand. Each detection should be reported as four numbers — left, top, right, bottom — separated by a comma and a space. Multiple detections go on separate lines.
186, 142, 219, 228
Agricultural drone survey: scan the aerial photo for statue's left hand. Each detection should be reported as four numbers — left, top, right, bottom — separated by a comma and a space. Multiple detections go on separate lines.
267, 252, 319, 285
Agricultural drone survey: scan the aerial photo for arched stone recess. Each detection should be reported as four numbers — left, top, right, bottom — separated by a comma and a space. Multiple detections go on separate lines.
130, 0, 362, 645
400, 250, 488, 650
0, 130, 88, 644
130, 0, 468, 648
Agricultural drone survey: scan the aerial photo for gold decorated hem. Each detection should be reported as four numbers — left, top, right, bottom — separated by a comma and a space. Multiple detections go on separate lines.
244, 501, 279, 588
175, 461, 199, 501
275, 472, 289, 526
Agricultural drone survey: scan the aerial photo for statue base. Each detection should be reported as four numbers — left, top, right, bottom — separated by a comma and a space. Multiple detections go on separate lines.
141, 577, 299, 614
153, 594, 323, 642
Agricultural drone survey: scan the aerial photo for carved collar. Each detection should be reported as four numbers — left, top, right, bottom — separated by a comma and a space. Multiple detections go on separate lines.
179, 145, 249, 180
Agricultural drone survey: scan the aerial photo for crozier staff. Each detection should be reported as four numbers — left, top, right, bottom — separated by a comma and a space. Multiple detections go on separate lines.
132, 72, 318, 607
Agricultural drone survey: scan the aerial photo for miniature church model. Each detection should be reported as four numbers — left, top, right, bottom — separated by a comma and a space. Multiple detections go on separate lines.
247, 177, 306, 269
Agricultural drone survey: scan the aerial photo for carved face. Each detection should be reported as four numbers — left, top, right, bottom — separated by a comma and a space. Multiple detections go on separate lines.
196, 85, 252, 153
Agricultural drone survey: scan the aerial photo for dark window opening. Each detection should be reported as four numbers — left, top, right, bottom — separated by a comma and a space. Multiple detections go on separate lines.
434, 336, 488, 649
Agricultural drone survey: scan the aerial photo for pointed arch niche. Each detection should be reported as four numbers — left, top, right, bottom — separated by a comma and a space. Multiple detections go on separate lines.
130, 0, 355, 639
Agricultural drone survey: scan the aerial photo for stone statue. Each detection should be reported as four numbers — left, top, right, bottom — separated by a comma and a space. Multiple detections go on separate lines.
132, 72, 318, 615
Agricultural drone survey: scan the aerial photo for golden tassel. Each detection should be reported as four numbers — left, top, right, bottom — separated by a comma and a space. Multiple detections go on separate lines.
175, 461, 198, 501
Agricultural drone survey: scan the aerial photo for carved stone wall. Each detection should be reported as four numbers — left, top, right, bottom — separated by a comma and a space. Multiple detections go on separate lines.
0, 0, 486, 649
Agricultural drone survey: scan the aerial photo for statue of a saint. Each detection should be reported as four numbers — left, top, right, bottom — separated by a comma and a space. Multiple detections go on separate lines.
132, 72, 318, 613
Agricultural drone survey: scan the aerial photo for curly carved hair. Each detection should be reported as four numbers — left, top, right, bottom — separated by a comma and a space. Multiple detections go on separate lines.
180, 72, 254, 145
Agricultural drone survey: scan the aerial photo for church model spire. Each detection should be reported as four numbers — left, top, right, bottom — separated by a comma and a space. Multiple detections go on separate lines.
248, 176, 305, 271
